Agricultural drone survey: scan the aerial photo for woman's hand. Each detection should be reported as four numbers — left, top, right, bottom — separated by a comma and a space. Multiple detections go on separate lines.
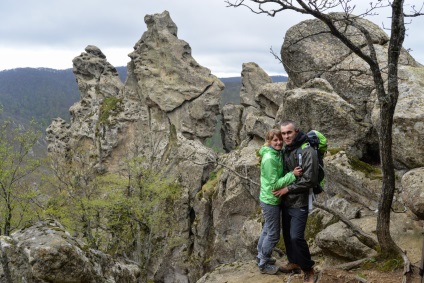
293, 166, 303, 177
273, 187, 289, 197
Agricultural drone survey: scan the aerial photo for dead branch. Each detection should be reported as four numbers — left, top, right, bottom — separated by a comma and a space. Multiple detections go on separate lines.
191, 159, 260, 187
314, 200, 413, 282
313, 201, 378, 250
333, 256, 375, 271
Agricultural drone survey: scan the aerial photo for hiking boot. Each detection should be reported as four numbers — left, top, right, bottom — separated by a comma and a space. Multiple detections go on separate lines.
256, 256, 277, 265
258, 263, 279, 275
303, 268, 315, 283
279, 262, 301, 274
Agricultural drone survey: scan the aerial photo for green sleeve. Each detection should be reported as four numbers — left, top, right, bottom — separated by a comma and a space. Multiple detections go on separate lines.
262, 158, 296, 190
276, 171, 296, 189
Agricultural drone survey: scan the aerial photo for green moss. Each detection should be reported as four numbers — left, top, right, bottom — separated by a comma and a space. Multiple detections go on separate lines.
50, 227, 64, 232
209, 169, 219, 181
347, 155, 382, 180
304, 211, 334, 241
379, 257, 403, 272
251, 206, 262, 221
360, 255, 403, 272
98, 96, 123, 124
327, 148, 342, 155
197, 168, 223, 200
169, 124, 177, 143
276, 236, 286, 251
356, 272, 367, 279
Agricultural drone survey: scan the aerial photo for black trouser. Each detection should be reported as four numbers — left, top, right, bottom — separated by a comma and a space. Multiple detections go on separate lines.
281, 205, 315, 270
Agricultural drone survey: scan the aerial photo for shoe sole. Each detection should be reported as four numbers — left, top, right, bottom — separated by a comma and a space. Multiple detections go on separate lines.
260, 270, 279, 275
278, 268, 301, 274
256, 258, 277, 265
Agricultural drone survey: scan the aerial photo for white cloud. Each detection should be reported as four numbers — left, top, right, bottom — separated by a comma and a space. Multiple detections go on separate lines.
0, 0, 423, 77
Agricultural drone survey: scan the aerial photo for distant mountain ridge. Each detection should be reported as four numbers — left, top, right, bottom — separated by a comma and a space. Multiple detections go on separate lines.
219, 75, 287, 83
0, 67, 287, 129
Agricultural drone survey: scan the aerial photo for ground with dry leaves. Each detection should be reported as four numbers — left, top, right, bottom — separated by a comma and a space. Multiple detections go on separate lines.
197, 260, 422, 283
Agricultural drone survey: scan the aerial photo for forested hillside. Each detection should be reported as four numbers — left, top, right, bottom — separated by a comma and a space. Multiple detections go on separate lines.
0, 67, 287, 153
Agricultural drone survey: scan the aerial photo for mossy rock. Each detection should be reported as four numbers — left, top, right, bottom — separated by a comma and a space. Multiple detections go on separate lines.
198, 168, 223, 200
347, 155, 382, 180
98, 96, 123, 125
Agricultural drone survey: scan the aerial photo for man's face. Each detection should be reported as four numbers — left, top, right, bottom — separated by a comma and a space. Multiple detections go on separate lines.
280, 124, 298, 145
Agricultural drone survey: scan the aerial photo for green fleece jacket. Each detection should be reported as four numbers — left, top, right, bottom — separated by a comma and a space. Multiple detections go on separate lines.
259, 146, 296, 205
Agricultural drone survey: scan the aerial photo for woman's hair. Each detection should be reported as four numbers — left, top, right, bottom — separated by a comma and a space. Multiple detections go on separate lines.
265, 129, 282, 146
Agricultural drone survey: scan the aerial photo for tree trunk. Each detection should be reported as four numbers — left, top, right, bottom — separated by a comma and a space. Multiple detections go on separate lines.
376, 103, 398, 256
4, 197, 12, 236
376, 0, 405, 258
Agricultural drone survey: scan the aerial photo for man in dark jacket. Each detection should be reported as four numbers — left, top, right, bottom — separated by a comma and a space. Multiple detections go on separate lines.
272, 120, 318, 283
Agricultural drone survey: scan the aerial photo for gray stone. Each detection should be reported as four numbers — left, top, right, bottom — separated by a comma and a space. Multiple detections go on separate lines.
401, 167, 424, 219
221, 104, 244, 152
0, 220, 140, 282
240, 62, 272, 108
275, 78, 370, 150
255, 82, 286, 118
372, 65, 424, 168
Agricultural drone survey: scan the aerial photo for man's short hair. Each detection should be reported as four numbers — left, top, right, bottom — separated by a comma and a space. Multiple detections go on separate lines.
281, 120, 299, 131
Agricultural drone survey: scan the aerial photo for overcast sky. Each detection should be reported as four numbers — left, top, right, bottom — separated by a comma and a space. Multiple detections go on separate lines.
1, 0, 423, 77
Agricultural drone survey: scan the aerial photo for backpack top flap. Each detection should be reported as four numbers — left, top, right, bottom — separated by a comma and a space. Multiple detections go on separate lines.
307, 130, 327, 157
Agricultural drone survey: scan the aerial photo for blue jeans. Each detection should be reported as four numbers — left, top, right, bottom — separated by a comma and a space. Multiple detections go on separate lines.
281, 205, 315, 270
257, 201, 280, 265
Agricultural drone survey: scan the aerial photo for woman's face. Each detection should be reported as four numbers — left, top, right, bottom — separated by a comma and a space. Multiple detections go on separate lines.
269, 134, 283, 150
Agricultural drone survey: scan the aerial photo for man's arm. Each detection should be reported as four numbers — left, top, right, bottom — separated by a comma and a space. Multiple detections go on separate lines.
287, 146, 319, 194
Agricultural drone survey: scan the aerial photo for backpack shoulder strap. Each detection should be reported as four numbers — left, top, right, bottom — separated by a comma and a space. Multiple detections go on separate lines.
296, 142, 310, 167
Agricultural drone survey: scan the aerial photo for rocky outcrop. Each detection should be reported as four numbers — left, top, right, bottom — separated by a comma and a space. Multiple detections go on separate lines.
46, 10, 223, 283
281, 13, 416, 116
221, 104, 243, 152
275, 78, 371, 151
240, 62, 272, 108
43, 9, 424, 283
372, 65, 424, 168
218, 11, 424, 269
0, 220, 140, 282
281, 14, 422, 166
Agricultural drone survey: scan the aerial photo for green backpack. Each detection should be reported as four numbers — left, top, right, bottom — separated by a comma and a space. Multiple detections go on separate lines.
297, 130, 327, 194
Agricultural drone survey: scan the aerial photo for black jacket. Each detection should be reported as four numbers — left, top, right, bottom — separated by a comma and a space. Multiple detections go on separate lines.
282, 132, 319, 208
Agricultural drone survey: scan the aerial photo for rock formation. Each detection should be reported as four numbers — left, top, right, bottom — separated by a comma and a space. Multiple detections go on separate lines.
32, 10, 424, 283
45, 10, 224, 283
0, 220, 140, 282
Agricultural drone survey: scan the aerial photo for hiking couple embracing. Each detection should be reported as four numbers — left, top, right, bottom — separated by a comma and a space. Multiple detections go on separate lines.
257, 120, 319, 283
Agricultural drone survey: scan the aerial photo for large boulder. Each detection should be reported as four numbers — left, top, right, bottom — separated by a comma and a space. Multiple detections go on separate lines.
315, 220, 377, 261
401, 167, 424, 219
316, 211, 422, 265
275, 78, 371, 151
282, 13, 390, 90
324, 151, 381, 210
282, 13, 417, 118
281, 14, 423, 166
0, 220, 140, 282
255, 82, 286, 119
372, 65, 424, 168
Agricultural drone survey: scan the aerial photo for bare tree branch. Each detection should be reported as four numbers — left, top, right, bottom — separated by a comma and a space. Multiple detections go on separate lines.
313, 201, 378, 250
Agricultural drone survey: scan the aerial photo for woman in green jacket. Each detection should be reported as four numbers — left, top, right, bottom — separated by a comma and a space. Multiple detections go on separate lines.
257, 129, 302, 275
